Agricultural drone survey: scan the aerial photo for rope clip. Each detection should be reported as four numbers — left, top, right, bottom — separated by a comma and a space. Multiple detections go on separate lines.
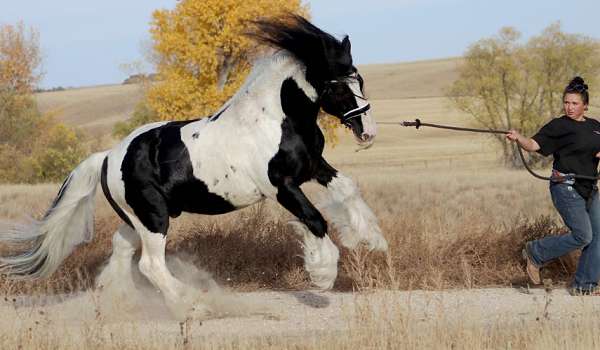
401, 118, 421, 129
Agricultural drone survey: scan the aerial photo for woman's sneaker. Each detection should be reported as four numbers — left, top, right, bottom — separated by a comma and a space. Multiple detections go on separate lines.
522, 243, 541, 285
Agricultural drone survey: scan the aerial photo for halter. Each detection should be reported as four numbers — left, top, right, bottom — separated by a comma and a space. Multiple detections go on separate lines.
341, 102, 371, 125
319, 73, 371, 126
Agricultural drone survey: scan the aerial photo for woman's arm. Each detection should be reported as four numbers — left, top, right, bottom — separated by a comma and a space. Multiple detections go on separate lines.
506, 130, 540, 152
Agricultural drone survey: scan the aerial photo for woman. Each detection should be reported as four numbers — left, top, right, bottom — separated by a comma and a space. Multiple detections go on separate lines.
506, 76, 600, 295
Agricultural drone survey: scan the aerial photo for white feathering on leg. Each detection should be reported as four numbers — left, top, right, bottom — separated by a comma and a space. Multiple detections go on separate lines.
318, 174, 388, 251
288, 220, 339, 290
317, 199, 359, 249
95, 224, 140, 293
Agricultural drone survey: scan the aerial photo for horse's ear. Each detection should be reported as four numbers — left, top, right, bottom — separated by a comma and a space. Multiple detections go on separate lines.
341, 36, 351, 54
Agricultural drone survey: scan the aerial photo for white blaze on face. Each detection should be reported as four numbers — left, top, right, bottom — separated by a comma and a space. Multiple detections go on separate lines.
347, 77, 377, 144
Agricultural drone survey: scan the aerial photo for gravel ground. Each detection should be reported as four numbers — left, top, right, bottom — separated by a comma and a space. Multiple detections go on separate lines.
2, 286, 600, 344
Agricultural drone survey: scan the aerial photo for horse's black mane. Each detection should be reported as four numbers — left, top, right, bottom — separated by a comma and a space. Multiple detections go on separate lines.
248, 14, 354, 85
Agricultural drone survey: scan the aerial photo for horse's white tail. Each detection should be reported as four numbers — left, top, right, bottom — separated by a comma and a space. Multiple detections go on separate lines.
0, 151, 109, 279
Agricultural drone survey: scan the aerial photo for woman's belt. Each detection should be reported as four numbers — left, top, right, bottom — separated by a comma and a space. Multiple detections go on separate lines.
551, 169, 575, 185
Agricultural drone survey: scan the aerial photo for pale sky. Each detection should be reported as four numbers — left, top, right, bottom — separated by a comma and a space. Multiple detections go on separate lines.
1, 0, 599, 88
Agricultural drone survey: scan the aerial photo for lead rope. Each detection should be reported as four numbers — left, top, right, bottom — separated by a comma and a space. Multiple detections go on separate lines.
380, 118, 600, 182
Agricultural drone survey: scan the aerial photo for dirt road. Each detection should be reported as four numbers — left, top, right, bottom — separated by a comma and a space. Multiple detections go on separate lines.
2, 286, 599, 346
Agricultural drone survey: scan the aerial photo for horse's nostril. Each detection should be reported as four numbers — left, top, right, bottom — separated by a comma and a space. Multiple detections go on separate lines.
361, 133, 373, 142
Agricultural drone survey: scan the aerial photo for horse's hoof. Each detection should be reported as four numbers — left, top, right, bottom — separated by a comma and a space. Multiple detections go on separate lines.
308, 268, 336, 290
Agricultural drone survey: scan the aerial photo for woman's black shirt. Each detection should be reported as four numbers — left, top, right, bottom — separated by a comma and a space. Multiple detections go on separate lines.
532, 116, 600, 199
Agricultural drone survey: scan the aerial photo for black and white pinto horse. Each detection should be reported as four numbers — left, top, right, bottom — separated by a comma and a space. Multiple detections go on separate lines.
0, 16, 387, 318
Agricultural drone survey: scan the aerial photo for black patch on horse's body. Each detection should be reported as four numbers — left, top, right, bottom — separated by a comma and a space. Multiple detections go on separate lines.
267, 78, 329, 236
101, 157, 133, 228
120, 120, 236, 234
268, 78, 322, 183
314, 158, 338, 186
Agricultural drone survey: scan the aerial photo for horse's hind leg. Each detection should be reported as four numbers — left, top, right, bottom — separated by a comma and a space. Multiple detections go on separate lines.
96, 224, 140, 293
136, 227, 205, 320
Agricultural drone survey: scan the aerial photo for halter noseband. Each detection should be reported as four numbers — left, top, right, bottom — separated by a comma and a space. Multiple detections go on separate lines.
341, 103, 371, 125
319, 74, 371, 126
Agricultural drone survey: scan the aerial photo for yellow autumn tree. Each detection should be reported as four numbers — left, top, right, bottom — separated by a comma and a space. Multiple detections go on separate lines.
0, 22, 85, 183
147, 0, 308, 121
0, 22, 42, 95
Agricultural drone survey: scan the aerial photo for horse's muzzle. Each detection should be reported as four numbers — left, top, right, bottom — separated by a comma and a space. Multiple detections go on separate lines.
361, 133, 375, 143
354, 131, 375, 150
356, 112, 377, 147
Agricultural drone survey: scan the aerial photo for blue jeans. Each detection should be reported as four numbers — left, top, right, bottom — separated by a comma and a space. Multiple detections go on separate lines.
528, 182, 600, 290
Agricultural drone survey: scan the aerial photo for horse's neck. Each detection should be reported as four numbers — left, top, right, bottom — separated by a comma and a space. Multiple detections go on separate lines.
226, 52, 318, 114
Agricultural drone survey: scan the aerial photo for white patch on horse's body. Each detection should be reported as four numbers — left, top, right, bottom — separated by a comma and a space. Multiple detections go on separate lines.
180, 53, 315, 206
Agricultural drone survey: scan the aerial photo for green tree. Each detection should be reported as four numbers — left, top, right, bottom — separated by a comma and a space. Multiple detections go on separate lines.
447, 23, 600, 166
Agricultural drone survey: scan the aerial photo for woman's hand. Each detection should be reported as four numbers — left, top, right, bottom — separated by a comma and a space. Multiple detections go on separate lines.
506, 130, 541, 152
506, 129, 522, 142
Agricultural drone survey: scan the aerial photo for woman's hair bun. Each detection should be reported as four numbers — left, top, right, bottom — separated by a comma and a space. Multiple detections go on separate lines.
569, 76, 588, 91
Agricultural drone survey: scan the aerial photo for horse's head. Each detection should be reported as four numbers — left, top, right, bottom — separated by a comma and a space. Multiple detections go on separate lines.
249, 15, 377, 148
317, 37, 375, 147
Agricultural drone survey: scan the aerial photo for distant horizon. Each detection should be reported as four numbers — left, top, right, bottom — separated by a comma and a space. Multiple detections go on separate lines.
35, 56, 464, 91
3, 0, 598, 89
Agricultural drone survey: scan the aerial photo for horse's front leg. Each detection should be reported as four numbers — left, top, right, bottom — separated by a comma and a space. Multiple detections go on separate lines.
314, 158, 388, 251
275, 177, 339, 290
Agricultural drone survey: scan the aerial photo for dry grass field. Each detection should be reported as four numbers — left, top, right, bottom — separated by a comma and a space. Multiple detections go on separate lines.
0, 57, 598, 348
35, 83, 144, 137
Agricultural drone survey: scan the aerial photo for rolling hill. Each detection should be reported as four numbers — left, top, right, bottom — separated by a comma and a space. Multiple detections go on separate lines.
34, 57, 462, 137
